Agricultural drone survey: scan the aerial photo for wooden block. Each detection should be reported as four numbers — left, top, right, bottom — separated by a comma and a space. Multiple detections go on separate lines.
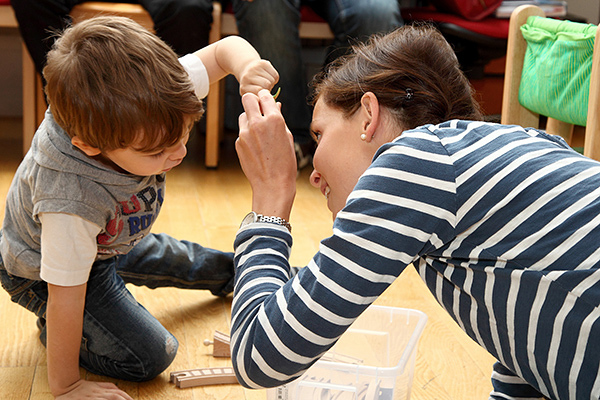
203, 330, 231, 358
170, 366, 238, 388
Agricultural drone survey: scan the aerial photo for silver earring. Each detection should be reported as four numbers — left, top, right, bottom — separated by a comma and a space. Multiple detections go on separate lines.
360, 133, 367, 141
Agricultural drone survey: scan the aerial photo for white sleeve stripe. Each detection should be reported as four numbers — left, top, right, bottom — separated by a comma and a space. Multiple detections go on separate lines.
235, 234, 289, 257
337, 211, 442, 248
377, 143, 453, 165
291, 277, 356, 326
255, 309, 316, 365
363, 167, 455, 193
250, 345, 306, 383
319, 245, 397, 284
237, 247, 290, 266
231, 291, 268, 329
274, 289, 337, 346
306, 261, 380, 305
348, 190, 455, 224
234, 277, 286, 300
235, 264, 290, 286
332, 227, 414, 264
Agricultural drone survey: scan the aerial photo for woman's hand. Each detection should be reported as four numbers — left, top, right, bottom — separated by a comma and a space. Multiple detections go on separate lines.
55, 379, 133, 400
236, 89, 297, 220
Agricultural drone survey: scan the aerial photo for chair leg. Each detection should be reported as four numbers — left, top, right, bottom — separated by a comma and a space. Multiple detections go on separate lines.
546, 117, 574, 144
584, 29, 600, 161
22, 42, 37, 155
204, 1, 223, 168
500, 5, 544, 129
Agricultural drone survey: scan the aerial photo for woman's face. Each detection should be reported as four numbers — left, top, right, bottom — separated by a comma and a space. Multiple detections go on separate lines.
309, 97, 382, 219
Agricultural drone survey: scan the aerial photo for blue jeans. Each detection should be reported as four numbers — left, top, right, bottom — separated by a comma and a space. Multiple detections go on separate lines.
0, 233, 234, 381
232, 0, 402, 144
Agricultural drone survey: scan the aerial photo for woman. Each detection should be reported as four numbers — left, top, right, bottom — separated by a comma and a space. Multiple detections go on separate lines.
233, 25, 600, 400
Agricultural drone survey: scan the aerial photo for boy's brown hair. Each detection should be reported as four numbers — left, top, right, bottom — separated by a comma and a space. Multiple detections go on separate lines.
43, 16, 204, 152
311, 24, 483, 132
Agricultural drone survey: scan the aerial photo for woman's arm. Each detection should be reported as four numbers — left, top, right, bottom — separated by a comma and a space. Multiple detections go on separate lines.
231, 125, 457, 388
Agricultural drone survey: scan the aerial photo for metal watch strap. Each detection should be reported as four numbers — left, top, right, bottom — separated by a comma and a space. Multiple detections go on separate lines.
257, 214, 292, 232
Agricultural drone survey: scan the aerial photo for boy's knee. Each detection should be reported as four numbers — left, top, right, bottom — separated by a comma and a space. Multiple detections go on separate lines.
81, 332, 180, 382
136, 334, 179, 381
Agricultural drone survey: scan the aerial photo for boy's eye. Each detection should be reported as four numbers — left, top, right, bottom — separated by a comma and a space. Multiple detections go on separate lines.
150, 150, 165, 158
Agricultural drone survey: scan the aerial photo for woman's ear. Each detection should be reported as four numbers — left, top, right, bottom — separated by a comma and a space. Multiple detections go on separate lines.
359, 92, 380, 142
71, 136, 101, 156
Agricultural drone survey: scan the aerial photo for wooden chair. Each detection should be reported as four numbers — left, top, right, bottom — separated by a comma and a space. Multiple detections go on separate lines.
22, 1, 224, 167
501, 5, 600, 160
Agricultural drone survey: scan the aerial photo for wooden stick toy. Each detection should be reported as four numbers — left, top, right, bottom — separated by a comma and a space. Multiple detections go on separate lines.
170, 366, 238, 388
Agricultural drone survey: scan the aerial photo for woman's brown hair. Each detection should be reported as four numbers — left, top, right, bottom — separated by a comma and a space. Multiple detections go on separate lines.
43, 16, 204, 152
311, 24, 483, 131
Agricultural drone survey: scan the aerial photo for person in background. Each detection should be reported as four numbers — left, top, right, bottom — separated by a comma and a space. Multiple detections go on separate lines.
11, 0, 217, 75
0, 16, 277, 399
231, 0, 403, 169
233, 25, 600, 399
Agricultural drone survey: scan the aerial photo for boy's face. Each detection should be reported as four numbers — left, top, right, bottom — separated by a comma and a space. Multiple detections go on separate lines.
102, 130, 190, 176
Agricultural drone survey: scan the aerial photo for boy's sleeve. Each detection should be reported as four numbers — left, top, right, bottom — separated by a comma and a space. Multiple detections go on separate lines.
39, 212, 101, 287
179, 53, 210, 99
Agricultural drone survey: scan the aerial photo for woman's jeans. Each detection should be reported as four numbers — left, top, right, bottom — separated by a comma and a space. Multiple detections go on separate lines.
0, 233, 234, 381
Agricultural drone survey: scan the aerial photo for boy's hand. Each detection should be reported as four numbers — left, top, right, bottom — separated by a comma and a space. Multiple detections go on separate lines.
238, 59, 279, 96
55, 379, 133, 400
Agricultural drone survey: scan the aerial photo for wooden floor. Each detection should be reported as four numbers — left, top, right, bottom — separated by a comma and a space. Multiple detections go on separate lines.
0, 125, 496, 399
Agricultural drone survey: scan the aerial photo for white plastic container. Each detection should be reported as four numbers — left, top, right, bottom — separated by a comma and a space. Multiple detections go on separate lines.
266, 305, 427, 400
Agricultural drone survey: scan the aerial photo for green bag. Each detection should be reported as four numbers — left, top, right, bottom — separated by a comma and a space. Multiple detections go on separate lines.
519, 16, 597, 126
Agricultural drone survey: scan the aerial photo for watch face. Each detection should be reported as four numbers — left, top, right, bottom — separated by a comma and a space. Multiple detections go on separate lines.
241, 211, 258, 227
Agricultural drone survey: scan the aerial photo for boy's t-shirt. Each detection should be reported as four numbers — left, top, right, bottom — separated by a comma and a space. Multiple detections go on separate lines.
0, 110, 167, 283
0, 55, 210, 285
179, 53, 210, 99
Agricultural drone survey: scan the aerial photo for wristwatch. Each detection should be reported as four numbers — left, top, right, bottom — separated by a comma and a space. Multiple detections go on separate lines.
240, 211, 292, 232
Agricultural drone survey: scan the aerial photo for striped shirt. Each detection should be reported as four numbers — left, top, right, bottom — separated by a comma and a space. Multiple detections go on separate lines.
232, 120, 600, 400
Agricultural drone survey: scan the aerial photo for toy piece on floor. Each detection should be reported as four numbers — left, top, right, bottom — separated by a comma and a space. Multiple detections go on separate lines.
203, 330, 230, 357
170, 366, 238, 388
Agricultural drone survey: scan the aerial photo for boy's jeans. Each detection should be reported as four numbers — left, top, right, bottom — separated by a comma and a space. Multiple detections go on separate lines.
0, 233, 234, 381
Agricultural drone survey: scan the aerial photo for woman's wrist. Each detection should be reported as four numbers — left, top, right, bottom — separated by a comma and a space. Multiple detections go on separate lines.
252, 191, 295, 222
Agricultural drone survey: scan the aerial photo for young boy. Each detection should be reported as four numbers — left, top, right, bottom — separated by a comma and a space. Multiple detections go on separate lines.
0, 16, 278, 399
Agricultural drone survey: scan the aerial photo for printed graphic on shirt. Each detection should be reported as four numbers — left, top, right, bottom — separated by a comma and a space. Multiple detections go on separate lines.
97, 184, 164, 256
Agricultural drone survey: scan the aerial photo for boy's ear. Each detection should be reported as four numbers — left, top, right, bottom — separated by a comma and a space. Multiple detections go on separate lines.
71, 136, 101, 156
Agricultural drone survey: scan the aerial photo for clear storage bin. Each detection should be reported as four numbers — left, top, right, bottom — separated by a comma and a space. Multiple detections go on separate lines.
266, 305, 427, 400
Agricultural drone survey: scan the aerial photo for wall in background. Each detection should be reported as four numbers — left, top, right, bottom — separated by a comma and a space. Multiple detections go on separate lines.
567, 0, 600, 24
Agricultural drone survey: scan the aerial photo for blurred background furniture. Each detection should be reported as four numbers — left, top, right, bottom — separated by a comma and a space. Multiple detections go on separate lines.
20, 1, 227, 168
401, 3, 509, 117
501, 4, 600, 160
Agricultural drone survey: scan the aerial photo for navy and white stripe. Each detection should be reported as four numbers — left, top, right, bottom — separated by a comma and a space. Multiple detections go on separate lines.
232, 120, 600, 399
